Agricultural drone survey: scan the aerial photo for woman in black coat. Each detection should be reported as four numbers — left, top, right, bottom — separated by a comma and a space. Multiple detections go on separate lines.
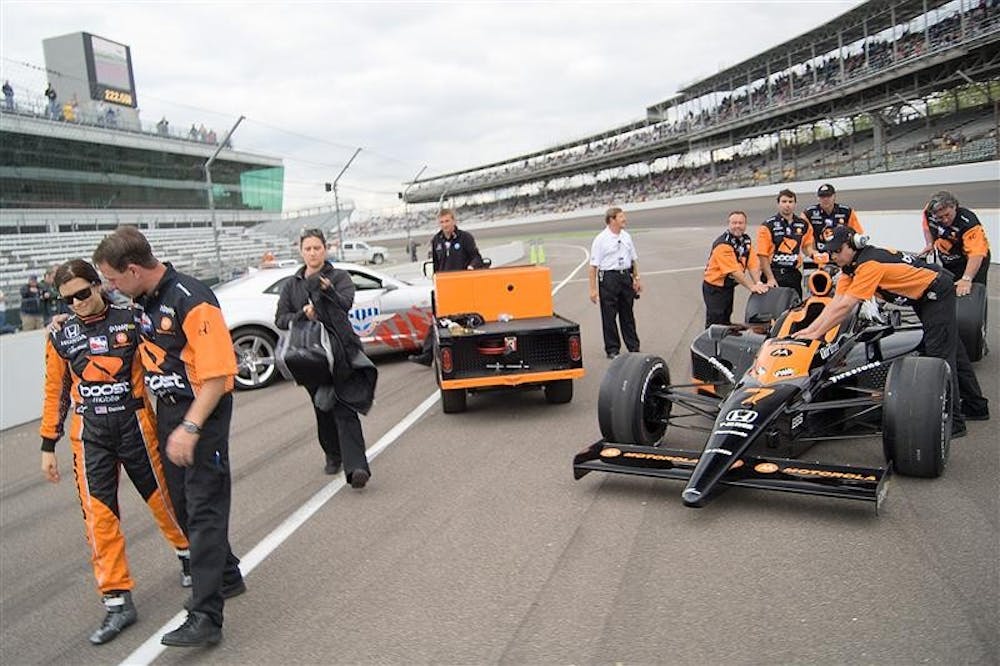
275, 229, 371, 488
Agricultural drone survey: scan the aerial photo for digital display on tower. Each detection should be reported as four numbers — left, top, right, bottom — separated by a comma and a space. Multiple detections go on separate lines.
83, 33, 137, 107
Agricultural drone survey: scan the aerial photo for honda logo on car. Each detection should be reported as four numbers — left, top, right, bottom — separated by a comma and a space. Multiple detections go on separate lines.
725, 409, 758, 423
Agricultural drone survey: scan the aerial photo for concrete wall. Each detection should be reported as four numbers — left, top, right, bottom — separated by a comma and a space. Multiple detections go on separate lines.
0, 329, 47, 431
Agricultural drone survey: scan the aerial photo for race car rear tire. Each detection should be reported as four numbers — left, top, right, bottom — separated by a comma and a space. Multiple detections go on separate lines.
598, 353, 670, 446
882, 356, 950, 478
745, 287, 800, 324
543, 379, 573, 404
441, 388, 467, 413
956, 282, 987, 362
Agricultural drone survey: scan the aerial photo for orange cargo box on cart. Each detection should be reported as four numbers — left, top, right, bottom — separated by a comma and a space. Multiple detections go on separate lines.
431, 265, 584, 413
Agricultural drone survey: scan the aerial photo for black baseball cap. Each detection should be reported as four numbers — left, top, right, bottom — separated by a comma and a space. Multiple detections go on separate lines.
825, 225, 852, 252
817, 183, 836, 197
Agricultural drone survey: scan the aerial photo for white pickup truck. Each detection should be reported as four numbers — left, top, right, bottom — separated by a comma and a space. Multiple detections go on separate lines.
340, 240, 389, 265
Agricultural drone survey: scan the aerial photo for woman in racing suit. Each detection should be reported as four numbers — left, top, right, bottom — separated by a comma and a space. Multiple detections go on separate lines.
275, 229, 372, 488
39, 259, 191, 645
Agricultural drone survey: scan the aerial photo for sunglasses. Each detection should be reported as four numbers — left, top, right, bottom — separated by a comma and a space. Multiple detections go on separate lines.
60, 285, 95, 304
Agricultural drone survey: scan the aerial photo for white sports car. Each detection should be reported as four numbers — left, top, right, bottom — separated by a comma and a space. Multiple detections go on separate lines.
215, 262, 433, 390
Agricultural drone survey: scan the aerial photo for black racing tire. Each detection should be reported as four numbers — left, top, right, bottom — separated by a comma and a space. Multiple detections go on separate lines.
543, 379, 573, 404
441, 387, 467, 413
372, 253, 385, 265
882, 356, 950, 478
745, 287, 800, 324
231, 326, 279, 390
956, 282, 987, 362
597, 353, 671, 446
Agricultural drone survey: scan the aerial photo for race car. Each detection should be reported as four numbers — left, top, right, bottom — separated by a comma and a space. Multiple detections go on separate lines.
573, 270, 954, 511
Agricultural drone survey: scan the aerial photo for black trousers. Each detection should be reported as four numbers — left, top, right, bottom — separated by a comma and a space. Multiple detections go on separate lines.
771, 265, 802, 300
157, 394, 242, 627
598, 270, 639, 354
703, 281, 735, 327
912, 275, 967, 428
306, 385, 371, 481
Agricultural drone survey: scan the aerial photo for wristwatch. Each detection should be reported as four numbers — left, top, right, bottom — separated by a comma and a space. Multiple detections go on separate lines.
959, 276, 972, 282
180, 420, 202, 434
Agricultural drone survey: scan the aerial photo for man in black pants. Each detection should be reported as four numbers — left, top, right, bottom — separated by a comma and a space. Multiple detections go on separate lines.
94, 226, 245, 648
794, 226, 989, 436
409, 208, 484, 366
588, 206, 641, 358
702, 211, 769, 327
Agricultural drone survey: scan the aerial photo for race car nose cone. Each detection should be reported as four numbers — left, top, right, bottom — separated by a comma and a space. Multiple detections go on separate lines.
681, 488, 705, 507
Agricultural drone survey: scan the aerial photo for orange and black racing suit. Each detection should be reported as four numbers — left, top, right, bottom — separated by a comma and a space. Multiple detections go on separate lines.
757, 213, 814, 299
803, 203, 864, 253
922, 205, 991, 285
838, 246, 987, 426
702, 231, 759, 327
40, 302, 188, 595
135, 263, 241, 627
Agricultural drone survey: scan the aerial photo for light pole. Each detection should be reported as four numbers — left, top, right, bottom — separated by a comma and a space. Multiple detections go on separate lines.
402, 165, 427, 260
326, 148, 361, 260
206, 115, 245, 283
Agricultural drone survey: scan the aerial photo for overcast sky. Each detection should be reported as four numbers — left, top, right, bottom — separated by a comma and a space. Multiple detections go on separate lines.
1, 1, 862, 213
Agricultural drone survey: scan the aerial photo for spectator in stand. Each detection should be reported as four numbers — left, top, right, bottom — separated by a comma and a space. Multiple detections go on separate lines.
0, 289, 14, 333
198, 125, 208, 142
188, 124, 199, 141
19, 275, 45, 330
206, 129, 217, 145
40, 266, 60, 323
157, 117, 170, 136
44, 83, 58, 119
2, 80, 13, 111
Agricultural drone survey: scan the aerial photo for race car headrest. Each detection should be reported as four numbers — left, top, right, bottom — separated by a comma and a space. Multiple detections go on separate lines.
807, 270, 833, 297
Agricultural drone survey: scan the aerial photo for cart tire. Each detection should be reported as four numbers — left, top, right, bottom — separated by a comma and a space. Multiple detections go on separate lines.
745, 287, 800, 324
441, 388, 467, 413
956, 282, 987, 362
883, 356, 950, 478
598, 353, 671, 446
543, 379, 573, 404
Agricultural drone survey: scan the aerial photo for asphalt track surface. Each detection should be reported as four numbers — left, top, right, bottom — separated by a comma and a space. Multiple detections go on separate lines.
1, 184, 997, 665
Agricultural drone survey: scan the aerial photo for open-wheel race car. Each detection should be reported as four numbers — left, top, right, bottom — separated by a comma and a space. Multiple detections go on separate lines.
573, 270, 955, 511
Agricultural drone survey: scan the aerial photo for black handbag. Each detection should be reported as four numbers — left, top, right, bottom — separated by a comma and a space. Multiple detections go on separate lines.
275, 319, 335, 387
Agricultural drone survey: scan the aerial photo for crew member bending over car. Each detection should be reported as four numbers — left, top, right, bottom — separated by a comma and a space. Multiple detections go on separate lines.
409, 208, 484, 366
803, 183, 864, 259
757, 189, 819, 299
702, 210, 768, 327
920, 190, 991, 297
793, 226, 989, 435
40, 259, 191, 646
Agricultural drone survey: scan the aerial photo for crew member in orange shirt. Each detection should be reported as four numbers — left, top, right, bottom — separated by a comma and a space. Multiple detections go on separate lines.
757, 189, 819, 299
794, 226, 989, 435
702, 210, 769, 327
920, 190, 991, 297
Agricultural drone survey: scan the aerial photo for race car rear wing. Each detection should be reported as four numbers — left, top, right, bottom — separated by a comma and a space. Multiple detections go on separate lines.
573, 441, 891, 512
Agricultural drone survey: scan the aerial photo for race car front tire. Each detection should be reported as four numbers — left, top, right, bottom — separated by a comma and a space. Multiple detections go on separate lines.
882, 356, 950, 478
956, 282, 987, 362
598, 353, 670, 446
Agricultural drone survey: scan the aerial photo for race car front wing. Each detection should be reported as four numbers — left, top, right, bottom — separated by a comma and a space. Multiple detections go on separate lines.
573, 441, 891, 510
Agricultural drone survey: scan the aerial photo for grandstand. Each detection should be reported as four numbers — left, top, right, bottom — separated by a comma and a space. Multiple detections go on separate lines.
385, 0, 997, 234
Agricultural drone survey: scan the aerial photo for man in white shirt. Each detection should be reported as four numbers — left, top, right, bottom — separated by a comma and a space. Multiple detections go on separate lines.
588, 207, 642, 358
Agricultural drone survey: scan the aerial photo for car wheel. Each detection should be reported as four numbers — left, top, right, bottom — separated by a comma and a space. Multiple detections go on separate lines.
372, 253, 384, 265
441, 387, 467, 413
543, 379, 573, 404
956, 282, 987, 362
745, 287, 800, 324
231, 326, 279, 390
597, 353, 671, 446
882, 356, 950, 478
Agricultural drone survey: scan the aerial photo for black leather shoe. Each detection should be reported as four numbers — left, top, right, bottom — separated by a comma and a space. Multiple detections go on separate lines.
961, 411, 990, 422
606, 352, 619, 359
184, 578, 247, 611
408, 353, 433, 367
178, 553, 192, 588
324, 457, 342, 475
161, 612, 221, 647
951, 422, 967, 439
89, 591, 137, 645
350, 469, 370, 489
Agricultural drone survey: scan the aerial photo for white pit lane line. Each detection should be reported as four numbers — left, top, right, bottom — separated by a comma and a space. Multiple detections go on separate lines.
121, 247, 592, 665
